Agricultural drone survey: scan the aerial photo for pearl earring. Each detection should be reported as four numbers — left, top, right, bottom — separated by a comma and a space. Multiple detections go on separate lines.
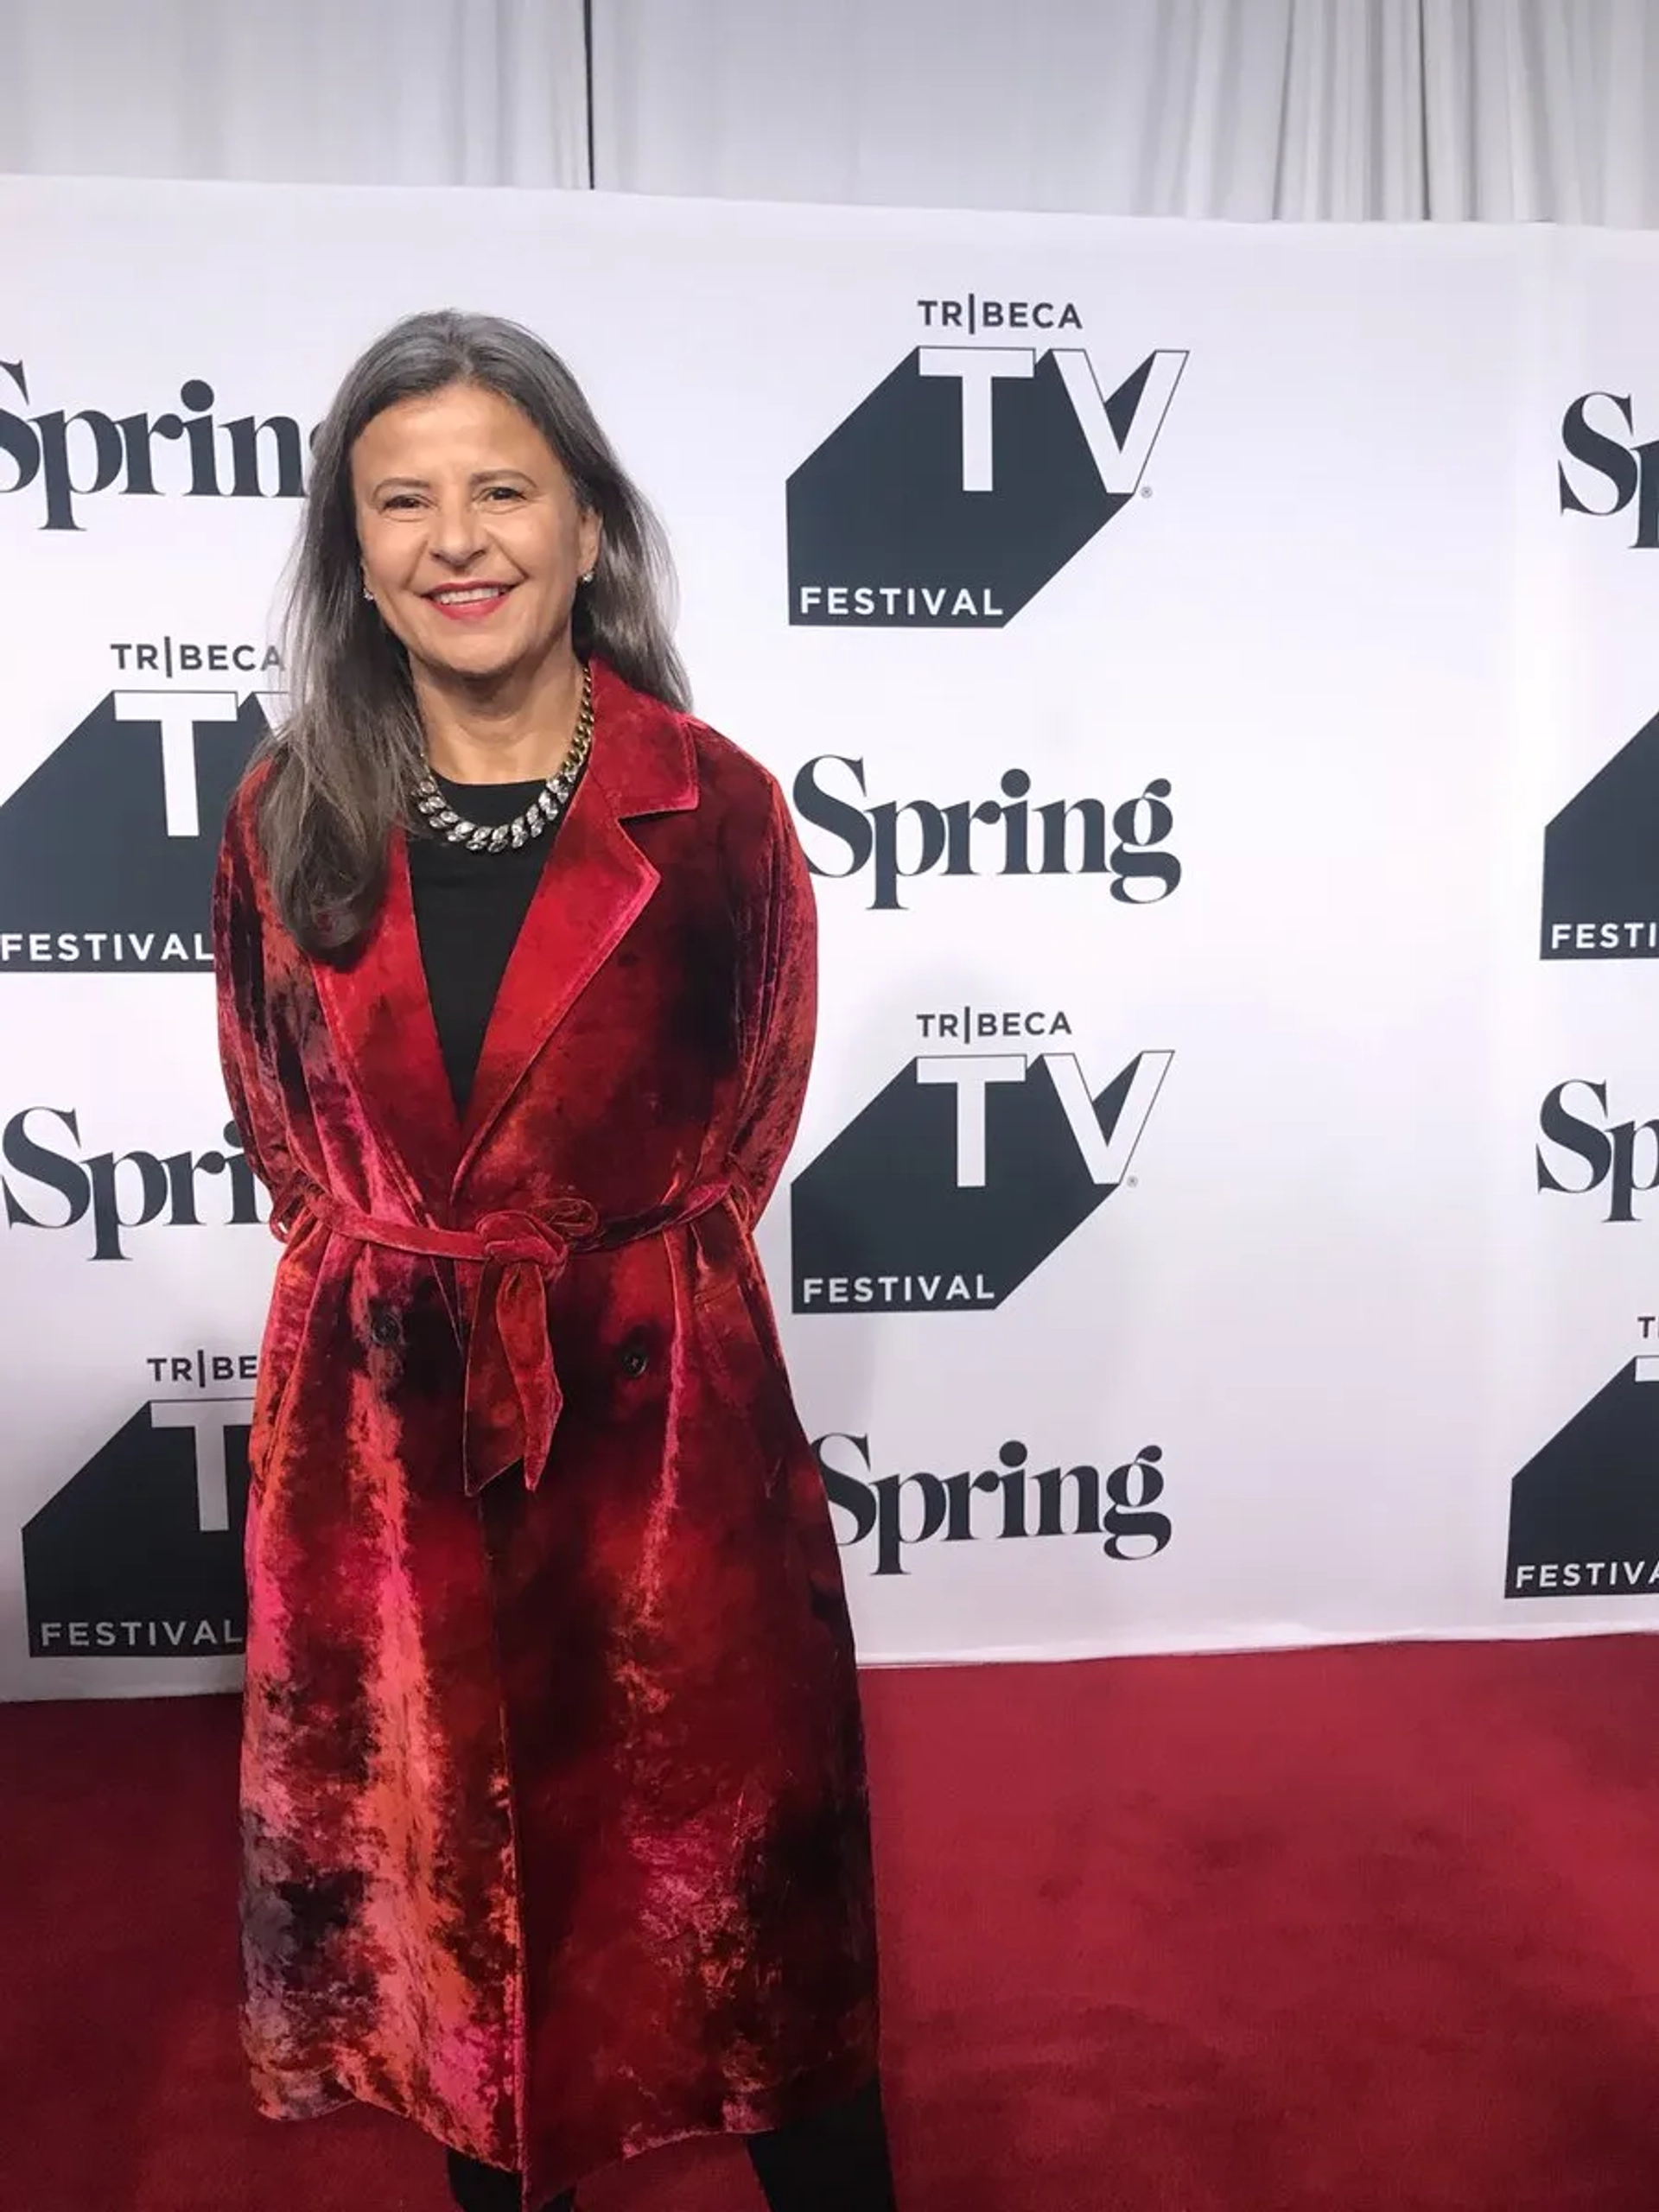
581, 568, 595, 586
362, 581, 374, 602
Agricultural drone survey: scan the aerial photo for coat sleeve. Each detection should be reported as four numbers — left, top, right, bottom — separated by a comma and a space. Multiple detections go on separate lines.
212, 786, 296, 1208
730, 778, 818, 1224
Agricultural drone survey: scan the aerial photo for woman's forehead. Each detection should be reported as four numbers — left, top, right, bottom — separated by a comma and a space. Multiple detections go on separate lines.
354, 385, 555, 471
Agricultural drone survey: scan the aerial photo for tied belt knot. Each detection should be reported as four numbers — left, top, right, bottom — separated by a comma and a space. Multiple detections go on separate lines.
272, 1175, 737, 1497
469, 1198, 600, 1270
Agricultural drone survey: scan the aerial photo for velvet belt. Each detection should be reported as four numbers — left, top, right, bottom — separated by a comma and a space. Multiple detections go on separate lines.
270, 1175, 738, 1495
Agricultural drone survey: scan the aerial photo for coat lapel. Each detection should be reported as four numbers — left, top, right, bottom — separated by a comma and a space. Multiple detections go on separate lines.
312, 830, 462, 1210
454, 659, 699, 1186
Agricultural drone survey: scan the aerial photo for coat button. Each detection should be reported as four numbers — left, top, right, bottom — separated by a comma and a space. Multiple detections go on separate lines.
619, 1332, 651, 1378
368, 1307, 401, 1347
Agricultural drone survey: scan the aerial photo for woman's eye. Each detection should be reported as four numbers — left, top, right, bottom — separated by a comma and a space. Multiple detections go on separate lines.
383, 494, 421, 512
482, 485, 524, 504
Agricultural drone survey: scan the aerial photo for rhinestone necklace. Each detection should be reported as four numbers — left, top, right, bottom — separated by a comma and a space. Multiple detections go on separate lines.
412, 664, 594, 855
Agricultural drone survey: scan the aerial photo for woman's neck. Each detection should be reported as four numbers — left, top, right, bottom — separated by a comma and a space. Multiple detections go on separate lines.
415, 643, 586, 785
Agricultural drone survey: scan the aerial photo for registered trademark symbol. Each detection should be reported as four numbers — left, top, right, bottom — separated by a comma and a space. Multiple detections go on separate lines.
1127, 1174, 1140, 1189
1140, 485, 1153, 499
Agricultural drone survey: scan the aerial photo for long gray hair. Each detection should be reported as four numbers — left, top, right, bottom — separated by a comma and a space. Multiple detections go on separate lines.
255, 309, 690, 955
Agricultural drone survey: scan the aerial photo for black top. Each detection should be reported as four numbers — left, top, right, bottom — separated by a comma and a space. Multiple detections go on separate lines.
407, 774, 564, 1114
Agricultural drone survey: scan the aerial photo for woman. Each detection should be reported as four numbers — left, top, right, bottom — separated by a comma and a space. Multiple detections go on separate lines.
212, 310, 896, 2212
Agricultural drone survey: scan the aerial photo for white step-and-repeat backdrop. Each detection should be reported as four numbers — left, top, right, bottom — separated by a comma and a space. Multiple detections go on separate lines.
1, 178, 1656, 1700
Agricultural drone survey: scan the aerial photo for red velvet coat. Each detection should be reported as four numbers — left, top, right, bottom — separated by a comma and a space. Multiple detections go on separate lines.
212, 661, 879, 2208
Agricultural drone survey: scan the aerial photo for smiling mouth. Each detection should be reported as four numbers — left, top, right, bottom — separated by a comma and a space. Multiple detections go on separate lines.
425, 582, 516, 620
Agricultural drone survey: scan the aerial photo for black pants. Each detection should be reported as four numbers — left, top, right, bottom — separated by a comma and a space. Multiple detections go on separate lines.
446, 2077, 898, 2212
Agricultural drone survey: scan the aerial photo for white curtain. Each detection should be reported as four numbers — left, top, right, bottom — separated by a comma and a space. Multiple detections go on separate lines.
1, 0, 1656, 218
592, 0, 1659, 221
0, 0, 590, 187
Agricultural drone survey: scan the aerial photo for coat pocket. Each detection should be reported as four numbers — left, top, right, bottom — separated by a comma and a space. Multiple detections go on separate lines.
249, 1225, 327, 1487
693, 1254, 802, 1478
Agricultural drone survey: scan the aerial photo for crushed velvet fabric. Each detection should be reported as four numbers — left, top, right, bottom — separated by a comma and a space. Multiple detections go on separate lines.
212, 660, 880, 2211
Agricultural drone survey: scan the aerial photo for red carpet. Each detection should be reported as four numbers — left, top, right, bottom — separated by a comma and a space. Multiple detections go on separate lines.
6, 1637, 1659, 2211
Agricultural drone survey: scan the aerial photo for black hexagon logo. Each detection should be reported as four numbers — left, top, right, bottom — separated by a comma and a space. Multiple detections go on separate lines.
786, 345, 1186, 628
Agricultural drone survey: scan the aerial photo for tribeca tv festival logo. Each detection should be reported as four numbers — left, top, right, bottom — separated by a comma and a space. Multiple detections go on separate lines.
1535, 1081, 1659, 1224
792, 753, 1179, 912
1540, 706, 1659, 961
791, 1007, 1171, 1313
1506, 1323, 1659, 1600
1, 359, 310, 531
0, 648, 276, 972
786, 295, 1187, 627
23, 1347, 254, 1657
1559, 391, 1657, 550
816, 1429, 1172, 1576
2, 1107, 266, 1259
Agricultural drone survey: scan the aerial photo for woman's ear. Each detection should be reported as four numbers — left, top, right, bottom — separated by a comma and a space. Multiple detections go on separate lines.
579, 509, 602, 583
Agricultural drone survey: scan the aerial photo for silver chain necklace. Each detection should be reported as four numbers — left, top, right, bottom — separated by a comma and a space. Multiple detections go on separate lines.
412, 664, 595, 855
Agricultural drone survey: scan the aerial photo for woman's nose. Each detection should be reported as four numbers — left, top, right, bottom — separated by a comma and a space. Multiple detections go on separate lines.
428, 494, 486, 567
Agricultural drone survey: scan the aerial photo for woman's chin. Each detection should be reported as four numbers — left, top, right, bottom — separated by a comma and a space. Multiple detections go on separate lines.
417, 638, 533, 689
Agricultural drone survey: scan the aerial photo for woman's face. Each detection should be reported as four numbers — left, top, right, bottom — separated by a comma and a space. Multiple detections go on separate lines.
351, 381, 601, 690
